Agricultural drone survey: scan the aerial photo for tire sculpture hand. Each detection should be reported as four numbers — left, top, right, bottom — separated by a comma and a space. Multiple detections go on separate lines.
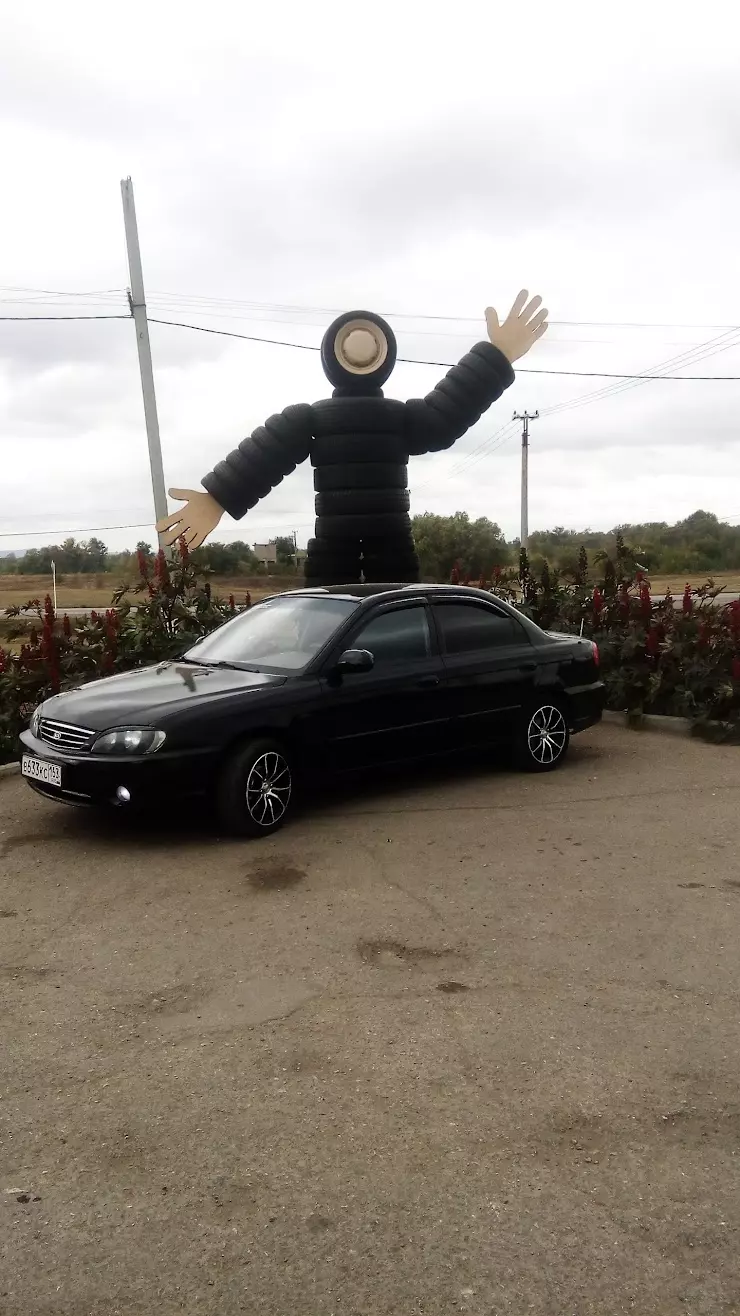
156, 488, 225, 550
485, 290, 549, 364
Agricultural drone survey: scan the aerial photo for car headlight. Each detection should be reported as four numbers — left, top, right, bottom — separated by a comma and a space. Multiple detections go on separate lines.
91, 728, 166, 756
30, 708, 41, 738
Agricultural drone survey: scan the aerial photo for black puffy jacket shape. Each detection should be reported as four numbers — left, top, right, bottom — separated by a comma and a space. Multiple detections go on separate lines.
202, 341, 515, 583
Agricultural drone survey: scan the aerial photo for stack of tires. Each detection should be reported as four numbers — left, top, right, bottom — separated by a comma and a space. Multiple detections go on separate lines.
305, 461, 419, 585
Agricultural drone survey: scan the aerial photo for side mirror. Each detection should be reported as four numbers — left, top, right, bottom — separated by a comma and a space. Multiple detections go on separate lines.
337, 648, 374, 675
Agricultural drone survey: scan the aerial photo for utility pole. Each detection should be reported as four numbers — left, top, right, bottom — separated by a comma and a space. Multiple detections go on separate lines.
513, 410, 539, 551
120, 177, 168, 544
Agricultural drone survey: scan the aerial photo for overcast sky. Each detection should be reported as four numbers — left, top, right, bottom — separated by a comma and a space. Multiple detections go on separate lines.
1, 0, 739, 553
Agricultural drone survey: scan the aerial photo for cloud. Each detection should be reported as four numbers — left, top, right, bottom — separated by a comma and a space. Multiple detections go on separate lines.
1, 0, 739, 554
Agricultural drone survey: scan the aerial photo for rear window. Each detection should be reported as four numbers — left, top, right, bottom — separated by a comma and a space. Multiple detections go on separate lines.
434, 602, 523, 654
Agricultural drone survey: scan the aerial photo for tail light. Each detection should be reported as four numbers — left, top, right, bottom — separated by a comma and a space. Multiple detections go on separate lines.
592, 642, 600, 667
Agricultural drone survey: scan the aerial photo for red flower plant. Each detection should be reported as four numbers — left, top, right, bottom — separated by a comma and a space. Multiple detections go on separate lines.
698, 620, 711, 649
228, 594, 236, 611
645, 626, 661, 657
245, 592, 252, 609
178, 536, 190, 565
62, 614, 72, 637
682, 584, 693, 615
154, 549, 169, 586
450, 563, 460, 585
137, 549, 149, 580
639, 582, 652, 619
592, 586, 604, 613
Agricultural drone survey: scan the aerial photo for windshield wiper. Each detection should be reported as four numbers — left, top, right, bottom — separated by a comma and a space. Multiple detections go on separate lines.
201, 659, 260, 672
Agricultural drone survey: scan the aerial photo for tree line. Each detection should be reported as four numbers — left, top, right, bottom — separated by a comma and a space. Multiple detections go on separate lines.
2, 510, 738, 581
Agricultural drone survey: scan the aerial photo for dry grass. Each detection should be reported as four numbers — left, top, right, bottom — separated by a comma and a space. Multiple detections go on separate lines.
1, 569, 738, 615
0, 573, 299, 611
648, 572, 740, 595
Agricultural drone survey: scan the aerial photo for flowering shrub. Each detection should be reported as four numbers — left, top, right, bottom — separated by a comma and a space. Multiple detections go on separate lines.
476, 537, 740, 736
0, 540, 247, 763
2, 535, 738, 765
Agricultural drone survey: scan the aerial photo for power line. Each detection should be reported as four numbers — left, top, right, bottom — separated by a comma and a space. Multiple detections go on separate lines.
0, 516, 316, 540
0, 314, 130, 322
145, 291, 740, 332
540, 327, 740, 419
3, 306, 740, 378
413, 325, 740, 487
146, 316, 740, 379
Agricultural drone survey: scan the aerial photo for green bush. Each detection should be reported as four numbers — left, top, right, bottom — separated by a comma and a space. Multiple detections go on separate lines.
0, 543, 245, 764
2, 537, 739, 766
486, 537, 740, 735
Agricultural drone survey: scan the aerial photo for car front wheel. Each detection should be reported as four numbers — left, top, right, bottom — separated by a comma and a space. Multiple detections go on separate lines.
515, 700, 570, 772
216, 738, 294, 837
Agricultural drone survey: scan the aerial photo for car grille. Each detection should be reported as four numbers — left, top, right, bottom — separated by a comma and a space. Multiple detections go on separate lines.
38, 719, 96, 754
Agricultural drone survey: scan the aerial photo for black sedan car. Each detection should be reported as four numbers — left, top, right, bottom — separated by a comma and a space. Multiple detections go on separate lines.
20, 584, 603, 837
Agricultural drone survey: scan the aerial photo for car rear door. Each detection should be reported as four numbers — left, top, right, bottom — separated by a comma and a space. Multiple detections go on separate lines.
318, 600, 452, 771
431, 598, 537, 748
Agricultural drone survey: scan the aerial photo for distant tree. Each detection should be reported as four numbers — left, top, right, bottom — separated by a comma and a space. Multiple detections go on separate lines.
412, 512, 510, 580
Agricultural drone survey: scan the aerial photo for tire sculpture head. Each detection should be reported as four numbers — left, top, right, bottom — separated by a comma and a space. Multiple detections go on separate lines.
320, 310, 398, 393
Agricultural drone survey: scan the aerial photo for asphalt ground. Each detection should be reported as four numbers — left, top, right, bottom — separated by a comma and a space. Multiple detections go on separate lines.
1, 723, 739, 1315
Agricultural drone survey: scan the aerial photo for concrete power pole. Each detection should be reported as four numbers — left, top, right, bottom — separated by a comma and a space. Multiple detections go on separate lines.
120, 177, 168, 544
513, 410, 539, 551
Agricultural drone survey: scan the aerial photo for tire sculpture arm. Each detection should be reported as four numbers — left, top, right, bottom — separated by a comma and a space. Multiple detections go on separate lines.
157, 403, 314, 550
405, 291, 548, 455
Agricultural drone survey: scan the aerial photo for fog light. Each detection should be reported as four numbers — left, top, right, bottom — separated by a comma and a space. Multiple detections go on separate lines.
116, 786, 131, 805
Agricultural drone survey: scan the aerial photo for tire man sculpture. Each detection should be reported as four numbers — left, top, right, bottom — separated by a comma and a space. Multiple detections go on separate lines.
158, 291, 548, 583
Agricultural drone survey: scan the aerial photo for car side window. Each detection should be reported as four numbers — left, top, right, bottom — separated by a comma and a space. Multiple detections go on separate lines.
352, 606, 431, 666
433, 602, 524, 655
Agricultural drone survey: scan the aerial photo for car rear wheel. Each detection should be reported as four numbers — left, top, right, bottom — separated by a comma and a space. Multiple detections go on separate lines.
216, 738, 294, 837
515, 699, 570, 772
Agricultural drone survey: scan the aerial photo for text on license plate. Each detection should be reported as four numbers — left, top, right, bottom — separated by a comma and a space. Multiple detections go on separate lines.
21, 756, 62, 788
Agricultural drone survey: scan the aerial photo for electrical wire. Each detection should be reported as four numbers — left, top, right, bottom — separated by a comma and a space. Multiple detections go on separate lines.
0, 314, 131, 322
145, 291, 740, 332
0, 517, 316, 541
412, 326, 740, 487
146, 316, 740, 379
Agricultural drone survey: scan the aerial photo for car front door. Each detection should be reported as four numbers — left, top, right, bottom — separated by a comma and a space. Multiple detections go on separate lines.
318, 601, 451, 771
431, 599, 537, 748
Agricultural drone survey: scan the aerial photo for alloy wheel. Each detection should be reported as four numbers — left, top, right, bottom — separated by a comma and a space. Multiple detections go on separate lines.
527, 705, 568, 766
245, 752, 292, 827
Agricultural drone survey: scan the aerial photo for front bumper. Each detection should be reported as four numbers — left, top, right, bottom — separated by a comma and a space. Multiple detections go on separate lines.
18, 730, 216, 809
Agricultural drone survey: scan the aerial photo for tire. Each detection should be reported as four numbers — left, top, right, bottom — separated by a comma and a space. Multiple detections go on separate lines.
305, 573, 358, 587
216, 738, 295, 837
362, 561, 420, 584
317, 512, 412, 540
314, 462, 408, 492
514, 699, 570, 772
311, 433, 406, 466
305, 539, 361, 574
315, 489, 410, 517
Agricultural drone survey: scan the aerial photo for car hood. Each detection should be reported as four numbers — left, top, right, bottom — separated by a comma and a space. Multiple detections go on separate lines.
40, 662, 287, 729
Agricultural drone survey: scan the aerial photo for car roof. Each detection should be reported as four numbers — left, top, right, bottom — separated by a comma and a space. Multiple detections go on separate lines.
276, 583, 504, 603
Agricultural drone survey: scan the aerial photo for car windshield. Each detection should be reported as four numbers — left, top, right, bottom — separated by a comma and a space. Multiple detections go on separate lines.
183, 594, 359, 673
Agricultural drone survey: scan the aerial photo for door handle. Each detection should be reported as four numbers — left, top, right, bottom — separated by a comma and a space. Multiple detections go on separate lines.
416, 674, 440, 688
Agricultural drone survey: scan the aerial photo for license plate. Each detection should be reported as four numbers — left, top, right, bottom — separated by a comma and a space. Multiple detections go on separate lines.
21, 756, 62, 788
